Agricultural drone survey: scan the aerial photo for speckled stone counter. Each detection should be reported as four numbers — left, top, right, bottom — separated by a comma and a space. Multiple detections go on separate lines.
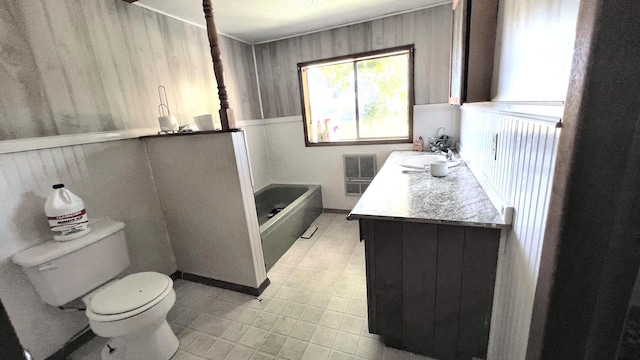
348, 151, 508, 228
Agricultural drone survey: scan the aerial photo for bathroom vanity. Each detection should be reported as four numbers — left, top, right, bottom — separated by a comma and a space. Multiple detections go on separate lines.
348, 151, 509, 360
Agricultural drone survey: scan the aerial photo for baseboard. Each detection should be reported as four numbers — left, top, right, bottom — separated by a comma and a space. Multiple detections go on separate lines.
175, 271, 271, 296
169, 270, 181, 281
45, 328, 96, 360
323, 208, 350, 214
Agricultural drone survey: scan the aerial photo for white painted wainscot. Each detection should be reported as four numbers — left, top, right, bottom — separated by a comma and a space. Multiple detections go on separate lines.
459, 102, 563, 360
239, 103, 460, 211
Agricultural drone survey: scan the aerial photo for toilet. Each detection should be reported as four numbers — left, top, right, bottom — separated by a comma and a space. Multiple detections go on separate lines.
12, 218, 178, 360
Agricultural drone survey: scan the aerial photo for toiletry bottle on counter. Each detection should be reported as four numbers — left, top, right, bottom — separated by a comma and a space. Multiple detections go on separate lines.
413, 136, 424, 151
44, 184, 91, 241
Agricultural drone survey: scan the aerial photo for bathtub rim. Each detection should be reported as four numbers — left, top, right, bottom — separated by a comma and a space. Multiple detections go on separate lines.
255, 183, 321, 236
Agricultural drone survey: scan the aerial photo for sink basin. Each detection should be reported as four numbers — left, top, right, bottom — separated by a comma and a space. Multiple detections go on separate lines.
398, 154, 461, 169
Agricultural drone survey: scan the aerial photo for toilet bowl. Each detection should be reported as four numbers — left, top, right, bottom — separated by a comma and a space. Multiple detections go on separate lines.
12, 218, 179, 360
85, 272, 178, 360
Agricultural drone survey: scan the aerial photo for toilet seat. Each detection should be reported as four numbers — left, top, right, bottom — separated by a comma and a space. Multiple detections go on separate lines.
86, 272, 172, 322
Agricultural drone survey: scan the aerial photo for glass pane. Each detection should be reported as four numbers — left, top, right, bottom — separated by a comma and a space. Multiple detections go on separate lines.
357, 54, 409, 139
306, 63, 357, 142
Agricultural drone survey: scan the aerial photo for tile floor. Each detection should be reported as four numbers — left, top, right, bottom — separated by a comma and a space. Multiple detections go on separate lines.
70, 213, 433, 360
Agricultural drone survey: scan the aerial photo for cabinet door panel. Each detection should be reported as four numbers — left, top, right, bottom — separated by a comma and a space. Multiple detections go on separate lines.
434, 225, 465, 359
402, 222, 438, 354
466, 0, 499, 102
458, 227, 500, 359
449, 0, 498, 104
372, 220, 403, 342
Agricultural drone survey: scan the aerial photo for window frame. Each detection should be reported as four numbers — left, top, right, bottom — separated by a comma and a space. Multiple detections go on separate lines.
297, 45, 415, 147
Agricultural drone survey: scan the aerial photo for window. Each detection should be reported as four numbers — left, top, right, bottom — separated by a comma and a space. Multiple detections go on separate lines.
298, 45, 414, 146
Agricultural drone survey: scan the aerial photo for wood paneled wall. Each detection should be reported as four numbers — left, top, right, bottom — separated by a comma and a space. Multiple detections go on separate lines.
0, 0, 260, 141
459, 104, 561, 360
254, 5, 452, 119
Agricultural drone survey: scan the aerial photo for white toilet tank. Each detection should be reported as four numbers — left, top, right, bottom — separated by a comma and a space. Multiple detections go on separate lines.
13, 218, 130, 307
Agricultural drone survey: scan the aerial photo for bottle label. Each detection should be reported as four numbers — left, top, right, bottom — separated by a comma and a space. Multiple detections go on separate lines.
47, 209, 89, 235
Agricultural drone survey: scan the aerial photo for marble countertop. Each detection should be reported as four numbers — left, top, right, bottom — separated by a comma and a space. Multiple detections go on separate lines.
348, 151, 508, 228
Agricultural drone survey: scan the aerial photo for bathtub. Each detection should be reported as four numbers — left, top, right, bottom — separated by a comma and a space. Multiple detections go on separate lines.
254, 184, 323, 270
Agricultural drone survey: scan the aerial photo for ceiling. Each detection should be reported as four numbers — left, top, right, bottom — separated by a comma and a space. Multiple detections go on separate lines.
135, 0, 451, 44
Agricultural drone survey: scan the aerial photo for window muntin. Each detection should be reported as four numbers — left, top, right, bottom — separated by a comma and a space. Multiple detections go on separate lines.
298, 46, 414, 146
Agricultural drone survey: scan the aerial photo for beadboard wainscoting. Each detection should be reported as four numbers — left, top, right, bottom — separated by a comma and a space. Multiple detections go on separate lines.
0, 139, 176, 359
0, 0, 260, 141
253, 5, 452, 118
459, 102, 562, 360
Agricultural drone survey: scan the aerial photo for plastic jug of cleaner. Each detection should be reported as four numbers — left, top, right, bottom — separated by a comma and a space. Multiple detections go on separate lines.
44, 184, 90, 241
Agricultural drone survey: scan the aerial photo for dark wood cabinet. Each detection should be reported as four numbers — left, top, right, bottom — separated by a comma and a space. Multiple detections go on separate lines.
361, 218, 500, 360
449, 0, 499, 105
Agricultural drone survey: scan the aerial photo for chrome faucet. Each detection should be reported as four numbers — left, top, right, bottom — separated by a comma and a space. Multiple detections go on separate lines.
446, 149, 455, 162
432, 148, 455, 162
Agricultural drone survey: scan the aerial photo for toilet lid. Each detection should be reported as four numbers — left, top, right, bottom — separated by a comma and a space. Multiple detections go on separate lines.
90, 272, 171, 315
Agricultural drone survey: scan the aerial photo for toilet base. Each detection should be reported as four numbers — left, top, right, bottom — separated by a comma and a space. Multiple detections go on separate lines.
99, 319, 178, 360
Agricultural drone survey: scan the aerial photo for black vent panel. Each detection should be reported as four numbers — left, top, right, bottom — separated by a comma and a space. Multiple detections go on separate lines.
344, 154, 376, 196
